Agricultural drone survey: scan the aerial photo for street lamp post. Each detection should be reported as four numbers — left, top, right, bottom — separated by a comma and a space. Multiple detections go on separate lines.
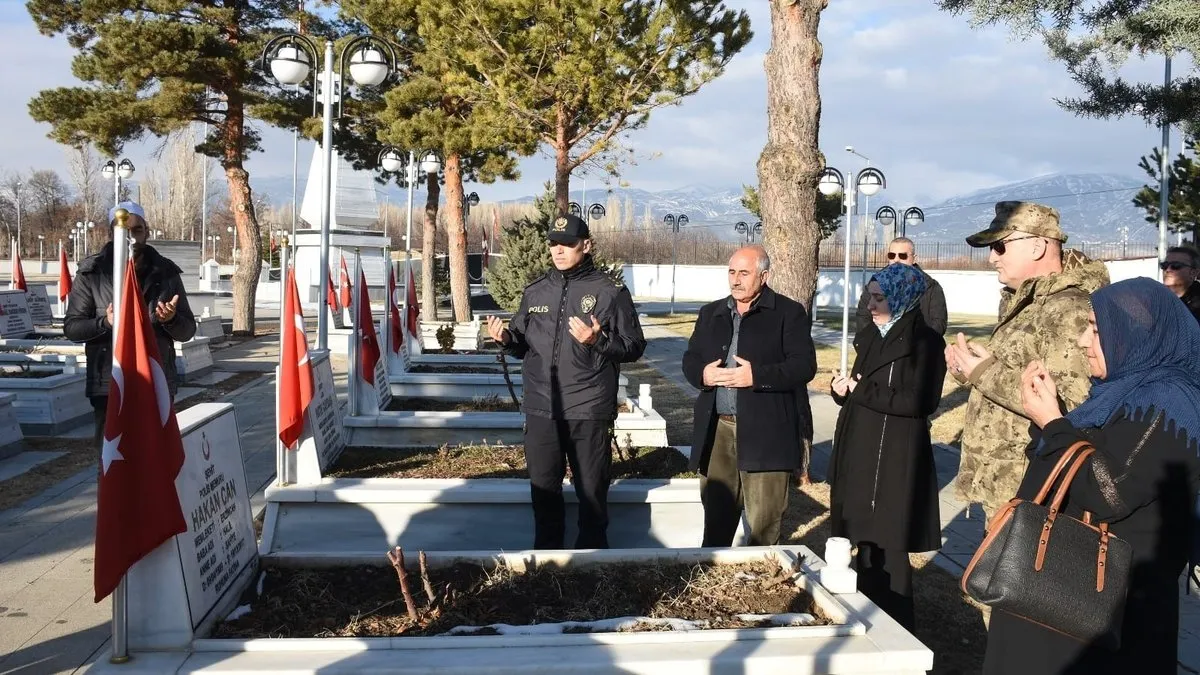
663, 213, 689, 315
101, 159, 135, 209
734, 220, 762, 244
874, 205, 924, 239
262, 32, 399, 351
819, 165, 886, 374
14, 181, 20, 257
378, 147, 442, 341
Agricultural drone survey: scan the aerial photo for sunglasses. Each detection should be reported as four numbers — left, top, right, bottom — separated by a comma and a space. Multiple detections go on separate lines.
886, 252, 910, 261
989, 235, 1040, 256
1160, 261, 1194, 272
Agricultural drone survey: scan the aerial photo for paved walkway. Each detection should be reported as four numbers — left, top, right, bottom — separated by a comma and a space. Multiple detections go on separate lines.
0, 336, 349, 674
640, 321, 1200, 673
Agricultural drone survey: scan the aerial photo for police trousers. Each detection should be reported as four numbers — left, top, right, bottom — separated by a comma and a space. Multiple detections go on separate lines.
523, 416, 613, 550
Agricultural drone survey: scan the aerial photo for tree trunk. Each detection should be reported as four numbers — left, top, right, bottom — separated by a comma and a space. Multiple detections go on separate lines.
444, 154, 472, 322
225, 164, 261, 334
758, 0, 827, 313
421, 171, 441, 322
553, 107, 571, 214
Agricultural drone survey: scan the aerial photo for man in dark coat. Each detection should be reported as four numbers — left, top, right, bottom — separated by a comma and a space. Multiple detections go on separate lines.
1162, 245, 1200, 325
854, 237, 947, 335
683, 245, 817, 547
64, 201, 197, 449
485, 213, 646, 550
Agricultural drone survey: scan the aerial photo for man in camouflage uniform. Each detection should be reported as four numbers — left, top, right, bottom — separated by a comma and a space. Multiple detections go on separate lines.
946, 202, 1109, 518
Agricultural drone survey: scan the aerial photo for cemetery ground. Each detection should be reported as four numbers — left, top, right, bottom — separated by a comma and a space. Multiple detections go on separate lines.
2, 304, 1197, 674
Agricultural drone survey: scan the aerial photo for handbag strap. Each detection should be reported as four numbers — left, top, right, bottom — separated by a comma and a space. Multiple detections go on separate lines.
1034, 447, 1097, 572
1030, 440, 1092, 505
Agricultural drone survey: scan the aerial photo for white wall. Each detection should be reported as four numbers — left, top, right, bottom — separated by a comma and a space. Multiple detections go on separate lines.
622, 258, 1162, 317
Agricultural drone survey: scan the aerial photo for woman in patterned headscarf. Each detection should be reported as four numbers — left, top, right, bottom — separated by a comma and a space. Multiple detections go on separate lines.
829, 262, 947, 630
982, 278, 1200, 674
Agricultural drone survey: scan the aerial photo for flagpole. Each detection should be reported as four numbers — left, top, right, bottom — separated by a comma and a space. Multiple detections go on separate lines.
348, 248, 359, 417
109, 207, 132, 665
278, 237, 290, 487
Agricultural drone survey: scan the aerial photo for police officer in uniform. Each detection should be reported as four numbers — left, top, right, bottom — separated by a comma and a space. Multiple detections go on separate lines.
486, 213, 646, 549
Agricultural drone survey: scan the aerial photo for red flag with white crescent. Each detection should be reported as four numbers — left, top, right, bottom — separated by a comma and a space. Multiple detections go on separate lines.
356, 260, 381, 386
93, 260, 187, 602
58, 247, 72, 301
339, 254, 353, 309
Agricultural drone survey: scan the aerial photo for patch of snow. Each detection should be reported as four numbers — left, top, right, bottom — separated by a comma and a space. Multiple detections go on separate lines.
226, 604, 253, 621
256, 571, 266, 597
439, 616, 710, 636
735, 613, 816, 626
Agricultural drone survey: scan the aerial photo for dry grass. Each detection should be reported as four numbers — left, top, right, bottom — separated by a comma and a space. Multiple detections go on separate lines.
780, 482, 990, 675
214, 559, 827, 639
0, 437, 98, 513
328, 444, 696, 480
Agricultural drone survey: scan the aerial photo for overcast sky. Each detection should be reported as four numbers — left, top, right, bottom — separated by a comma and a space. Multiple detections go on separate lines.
0, 0, 1190, 207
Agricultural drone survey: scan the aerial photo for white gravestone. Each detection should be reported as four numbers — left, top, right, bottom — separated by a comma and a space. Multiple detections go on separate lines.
25, 285, 53, 326
0, 291, 34, 338
284, 350, 346, 485
126, 403, 257, 649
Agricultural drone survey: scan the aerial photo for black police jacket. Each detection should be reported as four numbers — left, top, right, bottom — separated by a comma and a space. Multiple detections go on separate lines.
503, 256, 646, 420
64, 242, 197, 399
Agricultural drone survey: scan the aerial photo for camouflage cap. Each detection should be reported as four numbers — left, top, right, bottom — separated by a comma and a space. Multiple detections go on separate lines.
966, 201, 1067, 247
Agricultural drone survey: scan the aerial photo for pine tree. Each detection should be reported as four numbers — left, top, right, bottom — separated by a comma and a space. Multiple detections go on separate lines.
1133, 134, 1200, 241
418, 0, 752, 213
486, 185, 623, 312
939, 0, 1200, 126
336, 0, 535, 323
24, 1, 329, 334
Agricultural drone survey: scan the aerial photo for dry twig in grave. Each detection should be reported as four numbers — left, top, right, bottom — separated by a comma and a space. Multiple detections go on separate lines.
419, 551, 437, 609
386, 546, 421, 622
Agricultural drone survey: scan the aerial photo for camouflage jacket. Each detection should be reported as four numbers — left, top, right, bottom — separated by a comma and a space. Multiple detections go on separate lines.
955, 250, 1109, 514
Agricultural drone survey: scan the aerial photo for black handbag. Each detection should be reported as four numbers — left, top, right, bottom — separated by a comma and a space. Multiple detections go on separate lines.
961, 441, 1133, 649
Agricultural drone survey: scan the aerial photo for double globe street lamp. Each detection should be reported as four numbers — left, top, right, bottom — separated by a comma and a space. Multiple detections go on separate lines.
262, 31, 399, 351
874, 205, 925, 239
101, 159, 135, 209
819, 165, 886, 373
734, 220, 762, 244
663, 213, 689, 315
568, 201, 607, 222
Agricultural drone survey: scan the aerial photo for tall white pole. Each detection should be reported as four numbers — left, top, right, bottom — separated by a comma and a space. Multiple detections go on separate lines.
15, 183, 21, 258
202, 122, 209, 263
292, 130, 299, 241
840, 180, 855, 375
401, 152, 415, 344
669, 220, 678, 315
348, 248, 360, 416
1158, 54, 1172, 279
316, 39, 335, 351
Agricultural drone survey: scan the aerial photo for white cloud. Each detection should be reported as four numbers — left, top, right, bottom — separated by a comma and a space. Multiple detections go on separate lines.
0, 0, 1193, 212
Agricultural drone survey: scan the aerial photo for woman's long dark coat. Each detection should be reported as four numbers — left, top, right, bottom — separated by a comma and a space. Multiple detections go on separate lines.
829, 309, 946, 553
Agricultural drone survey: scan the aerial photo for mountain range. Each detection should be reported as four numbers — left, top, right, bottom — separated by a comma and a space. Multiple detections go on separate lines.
246, 171, 1158, 244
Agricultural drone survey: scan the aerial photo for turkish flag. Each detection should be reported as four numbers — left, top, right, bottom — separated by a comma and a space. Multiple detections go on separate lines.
387, 263, 402, 354
278, 267, 314, 450
339, 254, 353, 309
10, 246, 26, 292
58, 248, 72, 301
94, 260, 187, 602
356, 264, 381, 386
326, 268, 339, 311
406, 266, 419, 338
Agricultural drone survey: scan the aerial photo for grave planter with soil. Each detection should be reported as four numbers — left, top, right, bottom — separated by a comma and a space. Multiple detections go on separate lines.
0, 369, 91, 435
387, 369, 627, 403
172, 546, 933, 675
261, 443, 707, 555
